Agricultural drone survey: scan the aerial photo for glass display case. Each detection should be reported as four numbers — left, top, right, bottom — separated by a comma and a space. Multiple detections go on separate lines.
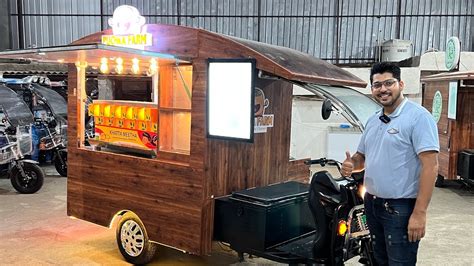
86, 64, 193, 157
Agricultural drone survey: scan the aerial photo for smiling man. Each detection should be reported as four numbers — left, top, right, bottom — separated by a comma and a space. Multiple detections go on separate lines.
341, 62, 439, 265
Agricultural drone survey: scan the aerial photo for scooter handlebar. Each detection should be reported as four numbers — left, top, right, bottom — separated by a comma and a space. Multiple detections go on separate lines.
305, 158, 357, 181
304, 158, 325, 165
304, 158, 340, 166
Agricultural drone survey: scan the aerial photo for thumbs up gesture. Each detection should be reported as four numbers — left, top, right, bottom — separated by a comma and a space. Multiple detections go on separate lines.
341, 151, 354, 177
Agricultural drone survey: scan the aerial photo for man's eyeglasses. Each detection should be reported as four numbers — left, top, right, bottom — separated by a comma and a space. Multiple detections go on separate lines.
371, 78, 398, 90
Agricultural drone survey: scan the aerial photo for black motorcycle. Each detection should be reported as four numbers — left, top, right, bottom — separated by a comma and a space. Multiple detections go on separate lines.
214, 157, 374, 265
305, 157, 374, 265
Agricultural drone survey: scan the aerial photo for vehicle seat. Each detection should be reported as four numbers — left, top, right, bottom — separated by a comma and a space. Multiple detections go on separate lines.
312, 170, 340, 193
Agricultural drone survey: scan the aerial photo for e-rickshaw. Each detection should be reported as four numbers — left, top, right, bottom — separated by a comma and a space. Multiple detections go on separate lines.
3, 77, 68, 176
0, 84, 45, 193
0, 6, 379, 264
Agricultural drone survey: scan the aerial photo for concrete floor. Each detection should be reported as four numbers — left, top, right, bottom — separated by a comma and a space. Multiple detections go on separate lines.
0, 166, 473, 265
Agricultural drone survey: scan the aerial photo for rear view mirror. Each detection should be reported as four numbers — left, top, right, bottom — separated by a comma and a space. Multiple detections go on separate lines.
321, 98, 333, 120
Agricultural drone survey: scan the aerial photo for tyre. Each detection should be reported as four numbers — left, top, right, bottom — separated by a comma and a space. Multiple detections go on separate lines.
116, 212, 158, 264
54, 150, 67, 177
10, 162, 45, 194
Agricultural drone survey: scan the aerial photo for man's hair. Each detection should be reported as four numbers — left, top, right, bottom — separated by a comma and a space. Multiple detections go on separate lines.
370, 62, 401, 84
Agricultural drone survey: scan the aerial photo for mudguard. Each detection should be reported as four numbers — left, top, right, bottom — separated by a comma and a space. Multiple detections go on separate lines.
17, 159, 40, 165
7, 159, 40, 175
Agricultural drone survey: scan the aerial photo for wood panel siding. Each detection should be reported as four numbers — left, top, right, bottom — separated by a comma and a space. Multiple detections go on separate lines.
422, 79, 474, 180
205, 78, 294, 197
422, 81, 450, 178
449, 88, 474, 179
190, 59, 213, 254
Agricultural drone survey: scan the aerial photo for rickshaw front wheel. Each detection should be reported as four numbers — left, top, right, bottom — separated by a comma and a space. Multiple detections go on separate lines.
10, 163, 45, 194
116, 212, 158, 264
54, 150, 67, 177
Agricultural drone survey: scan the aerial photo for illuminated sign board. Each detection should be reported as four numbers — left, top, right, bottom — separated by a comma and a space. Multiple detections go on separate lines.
101, 5, 152, 48
101, 34, 151, 46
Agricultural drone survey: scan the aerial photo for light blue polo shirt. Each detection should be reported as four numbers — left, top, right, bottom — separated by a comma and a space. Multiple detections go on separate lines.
357, 99, 439, 199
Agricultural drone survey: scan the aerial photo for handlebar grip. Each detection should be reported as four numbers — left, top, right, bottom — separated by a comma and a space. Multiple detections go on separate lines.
304, 158, 326, 165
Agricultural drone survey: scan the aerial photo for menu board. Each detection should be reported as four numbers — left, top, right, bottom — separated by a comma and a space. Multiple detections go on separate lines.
88, 101, 158, 150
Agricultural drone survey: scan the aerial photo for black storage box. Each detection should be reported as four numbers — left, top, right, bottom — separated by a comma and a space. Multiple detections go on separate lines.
457, 149, 474, 179
213, 181, 315, 252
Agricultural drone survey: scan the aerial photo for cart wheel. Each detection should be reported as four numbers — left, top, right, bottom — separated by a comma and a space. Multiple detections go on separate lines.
54, 151, 67, 177
435, 174, 445, 188
116, 212, 157, 264
10, 163, 44, 194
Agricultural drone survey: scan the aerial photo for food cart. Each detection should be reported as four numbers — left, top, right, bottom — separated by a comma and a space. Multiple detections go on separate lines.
0, 5, 368, 264
421, 71, 474, 185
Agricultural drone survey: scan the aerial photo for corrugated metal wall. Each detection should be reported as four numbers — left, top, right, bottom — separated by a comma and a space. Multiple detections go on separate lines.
8, 0, 474, 63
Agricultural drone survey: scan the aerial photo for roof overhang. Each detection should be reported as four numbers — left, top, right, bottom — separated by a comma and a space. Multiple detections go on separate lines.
421, 71, 474, 82
0, 44, 190, 69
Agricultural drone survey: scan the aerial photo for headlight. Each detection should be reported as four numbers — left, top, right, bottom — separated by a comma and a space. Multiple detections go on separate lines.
359, 185, 366, 199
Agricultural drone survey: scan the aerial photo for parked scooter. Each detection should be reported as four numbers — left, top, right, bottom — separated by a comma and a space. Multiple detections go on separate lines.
2, 77, 68, 176
305, 157, 374, 265
33, 111, 67, 177
0, 85, 45, 194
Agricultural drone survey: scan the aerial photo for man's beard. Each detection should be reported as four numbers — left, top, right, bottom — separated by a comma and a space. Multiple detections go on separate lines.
375, 90, 401, 108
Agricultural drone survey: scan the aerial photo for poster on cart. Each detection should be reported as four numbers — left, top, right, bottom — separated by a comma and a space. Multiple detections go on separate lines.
254, 88, 274, 133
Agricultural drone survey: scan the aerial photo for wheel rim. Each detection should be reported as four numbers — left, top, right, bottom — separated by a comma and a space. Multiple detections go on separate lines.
120, 220, 145, 257
18, 169, 38, 188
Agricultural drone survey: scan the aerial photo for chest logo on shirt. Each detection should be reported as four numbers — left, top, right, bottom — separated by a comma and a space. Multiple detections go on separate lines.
387, 128, 399, 134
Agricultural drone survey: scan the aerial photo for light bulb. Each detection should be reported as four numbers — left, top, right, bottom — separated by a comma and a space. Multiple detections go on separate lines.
115, 57, 124, 74
99, 57, 109, 74
132, 58, 140, 74
147, 58, 158, 76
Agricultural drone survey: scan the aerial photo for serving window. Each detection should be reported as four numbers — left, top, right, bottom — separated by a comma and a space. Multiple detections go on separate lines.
83, 62, 193, 159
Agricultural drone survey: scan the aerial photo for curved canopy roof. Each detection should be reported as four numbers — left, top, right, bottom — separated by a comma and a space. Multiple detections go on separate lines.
0, 84, 34, 127
225, 35, 366, 87
72, 24, 366, 87
0, 24, 366, 88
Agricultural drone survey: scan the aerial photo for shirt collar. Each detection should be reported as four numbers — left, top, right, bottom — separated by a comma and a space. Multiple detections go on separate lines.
377, 98, 408, 118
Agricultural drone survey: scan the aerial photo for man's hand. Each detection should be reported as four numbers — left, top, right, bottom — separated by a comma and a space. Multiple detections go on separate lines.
341, 151, 353, 177
408, 210, 426, 242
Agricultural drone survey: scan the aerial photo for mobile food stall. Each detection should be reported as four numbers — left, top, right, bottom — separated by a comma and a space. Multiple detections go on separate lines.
421, 71, 474, 185
0, 5, 370, 264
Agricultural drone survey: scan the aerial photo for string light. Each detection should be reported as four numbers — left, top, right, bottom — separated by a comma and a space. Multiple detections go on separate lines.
115, 57, 124, 74
99, 57, 109, 74
147, 58, 158, 76
131, 58, 140, 74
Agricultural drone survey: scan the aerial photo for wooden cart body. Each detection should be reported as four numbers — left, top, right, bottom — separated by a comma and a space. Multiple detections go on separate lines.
421, 71, 474, 180
0, 24, 366, 255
